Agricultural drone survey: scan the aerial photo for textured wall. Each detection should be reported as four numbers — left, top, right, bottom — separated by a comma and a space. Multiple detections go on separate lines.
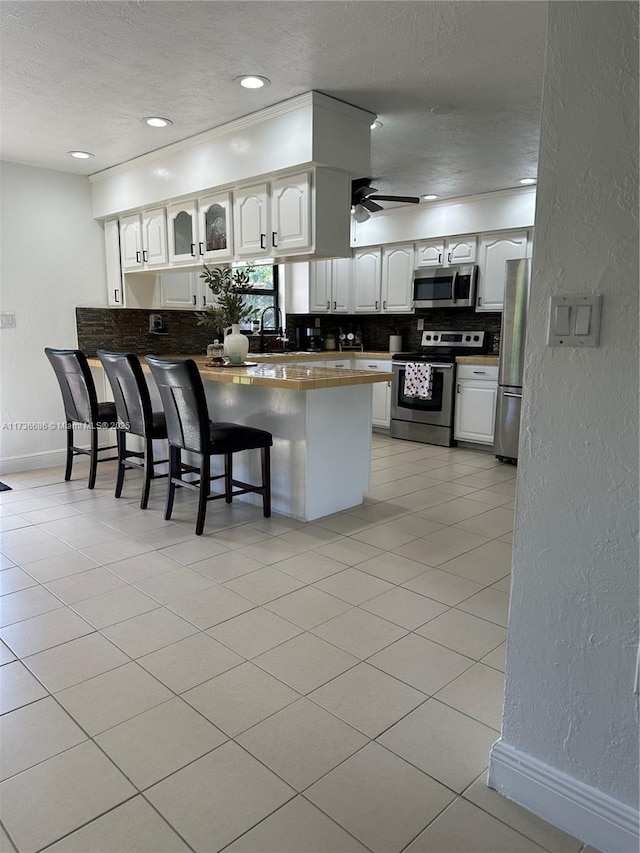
496, 1, 639, 809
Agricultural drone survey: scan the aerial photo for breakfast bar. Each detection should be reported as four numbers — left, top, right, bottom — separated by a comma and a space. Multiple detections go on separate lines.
89, 356, 393, 521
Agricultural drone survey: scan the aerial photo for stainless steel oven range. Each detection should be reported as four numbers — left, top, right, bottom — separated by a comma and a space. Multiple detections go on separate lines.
391, 330, 488, 446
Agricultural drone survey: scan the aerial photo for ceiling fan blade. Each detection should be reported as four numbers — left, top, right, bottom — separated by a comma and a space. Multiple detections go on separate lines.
368, 194, 421, 204
362, 199, 384, 213
353, 185, 378, 201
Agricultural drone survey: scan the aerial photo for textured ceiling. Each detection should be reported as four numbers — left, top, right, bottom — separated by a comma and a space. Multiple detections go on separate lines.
0, 1, 548, 202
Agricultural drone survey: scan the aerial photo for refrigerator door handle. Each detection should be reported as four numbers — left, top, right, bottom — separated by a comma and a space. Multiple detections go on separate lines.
503, 391, 523, 398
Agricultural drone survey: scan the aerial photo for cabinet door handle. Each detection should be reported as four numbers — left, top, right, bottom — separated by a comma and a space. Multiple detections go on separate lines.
192, 295, 197, 306
190, 243, 196, 258
448, 252, 452, 263
388, 381, 392, 388
333, 301, 337, 310
375, 300, 379, 309
478, 296, 483, 306
457, 384, 461, 394
136, 251, 141, 264
383, 300, 387, 309
438, 253, 442, 263
272, 231, 277, 247
472, 370, 486, 374
143, 249, 148, 262
202, 295, 206, 306
326, 301, 330, 309
114, 289, 120, 304
199, 242, 204, 256
367, 364, 377, 369
260, 233, 266, 250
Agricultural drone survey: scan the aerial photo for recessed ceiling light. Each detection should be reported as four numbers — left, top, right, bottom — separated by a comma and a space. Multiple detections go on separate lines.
518, 177, 537, 185
67, 151, 94, 159
142, 117, 173, 128
371, 120, 383, 130
430, 104, 454, 115
423, 194, 439, 201
236, 75, 271, 89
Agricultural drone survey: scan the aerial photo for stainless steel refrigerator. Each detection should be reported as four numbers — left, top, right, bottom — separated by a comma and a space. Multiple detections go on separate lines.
494, 258, 532, 463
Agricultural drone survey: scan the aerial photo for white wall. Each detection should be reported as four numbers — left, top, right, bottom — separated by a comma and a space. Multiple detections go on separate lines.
489, 3, 639, 850
0, 161, 107, 472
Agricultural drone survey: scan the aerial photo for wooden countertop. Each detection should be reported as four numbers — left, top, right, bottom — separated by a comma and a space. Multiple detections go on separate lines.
250, 351, 393, 362
456, 355, 500, 365
88, 355, 393, 392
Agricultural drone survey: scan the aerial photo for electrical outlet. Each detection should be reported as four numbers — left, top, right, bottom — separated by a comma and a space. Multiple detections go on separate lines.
417, 318, 424, 331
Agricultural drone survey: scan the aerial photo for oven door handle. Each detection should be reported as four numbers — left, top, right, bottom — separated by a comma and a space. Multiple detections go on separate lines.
427, 363, 454, 369
451, 271, 459, 304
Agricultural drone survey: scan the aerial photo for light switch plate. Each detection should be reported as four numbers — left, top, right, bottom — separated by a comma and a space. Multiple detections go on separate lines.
417, 318, 425, 331
547, 294, 602, 347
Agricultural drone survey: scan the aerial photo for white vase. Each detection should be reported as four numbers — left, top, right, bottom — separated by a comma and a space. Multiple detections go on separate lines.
223, 324, 249, 363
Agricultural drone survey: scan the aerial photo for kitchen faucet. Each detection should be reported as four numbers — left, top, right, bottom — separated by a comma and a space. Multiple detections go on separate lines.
259, 306, 284, 352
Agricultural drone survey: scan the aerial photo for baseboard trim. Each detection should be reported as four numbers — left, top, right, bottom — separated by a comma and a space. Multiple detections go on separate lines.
0, 446, 87, 475
489, 740, 639, 853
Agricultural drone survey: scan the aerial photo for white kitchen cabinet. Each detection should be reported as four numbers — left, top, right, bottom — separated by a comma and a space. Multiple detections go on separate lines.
381, 244, 414, 313
415, 236, 477, 268
271, 172, 311, 253
120, 208, 168, 271
104, 219, 125, 307
353, 248, 382, 313
362, 359, 393, 428
160, 270, 202, 310
476, 230, 529, 311
454, 364, 499, 444
308, 256, 352, 314
309, 260, 331, 313
169, 193, 234, 265
234, 183, 270, 258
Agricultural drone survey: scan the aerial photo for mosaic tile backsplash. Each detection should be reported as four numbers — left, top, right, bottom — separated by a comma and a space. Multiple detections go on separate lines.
76, 307, 501, 357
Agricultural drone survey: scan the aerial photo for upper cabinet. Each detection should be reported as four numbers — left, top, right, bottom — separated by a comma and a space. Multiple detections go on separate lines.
120, 208, 168, 271
476, 230, 529, 311
415, 237, 477, 268
352, 248, 382, 313
169, 192, 233, 265
104, 219, 125, 307
381, 244, 414, 313
309, 257, 352, 313
271, 173, 311, 253
233, 172, 313, 258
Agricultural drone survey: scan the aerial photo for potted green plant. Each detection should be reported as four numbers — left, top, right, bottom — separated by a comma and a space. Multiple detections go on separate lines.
195, 264, 259, 363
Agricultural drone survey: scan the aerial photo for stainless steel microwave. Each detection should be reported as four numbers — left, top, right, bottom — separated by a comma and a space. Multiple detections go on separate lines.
412, 264, 478, 309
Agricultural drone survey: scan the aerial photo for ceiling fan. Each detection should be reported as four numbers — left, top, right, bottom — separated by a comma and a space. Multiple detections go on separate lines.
351, 178, 420, 220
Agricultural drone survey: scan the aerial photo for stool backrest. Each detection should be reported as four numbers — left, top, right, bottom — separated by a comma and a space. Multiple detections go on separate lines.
44, 348, 98, 425
145, 356, 210, 453
97, 350, 153, 437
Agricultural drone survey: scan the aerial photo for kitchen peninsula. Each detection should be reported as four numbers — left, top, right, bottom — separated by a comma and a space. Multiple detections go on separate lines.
89, 355, 393, 521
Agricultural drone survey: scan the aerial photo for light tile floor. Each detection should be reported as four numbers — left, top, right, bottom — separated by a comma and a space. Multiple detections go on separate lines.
0, 435, 591, 853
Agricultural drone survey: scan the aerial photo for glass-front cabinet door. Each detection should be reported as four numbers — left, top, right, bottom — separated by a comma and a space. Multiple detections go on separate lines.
198, 192, 233, 261
168, 201, 198, 264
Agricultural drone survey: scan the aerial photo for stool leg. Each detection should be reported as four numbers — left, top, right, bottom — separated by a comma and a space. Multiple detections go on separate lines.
196, 454, 210, 536
115, 430, 126, 498
64, 422, 74, 481
88, 426, 99, 490
225, 453, 233, 503
141, 435, 154, 510
165, 446, 178, 521
261, 446, 271, 518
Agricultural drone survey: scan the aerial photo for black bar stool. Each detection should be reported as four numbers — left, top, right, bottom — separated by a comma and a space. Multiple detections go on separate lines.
145, 356, 272, 536
97, 350, 168, 509
44, 348, 118, 489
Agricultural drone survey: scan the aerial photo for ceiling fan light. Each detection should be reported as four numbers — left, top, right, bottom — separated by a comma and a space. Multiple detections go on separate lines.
352, 204, 371, 223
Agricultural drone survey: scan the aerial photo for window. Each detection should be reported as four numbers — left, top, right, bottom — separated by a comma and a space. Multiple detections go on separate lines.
232, 261, 280, 329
